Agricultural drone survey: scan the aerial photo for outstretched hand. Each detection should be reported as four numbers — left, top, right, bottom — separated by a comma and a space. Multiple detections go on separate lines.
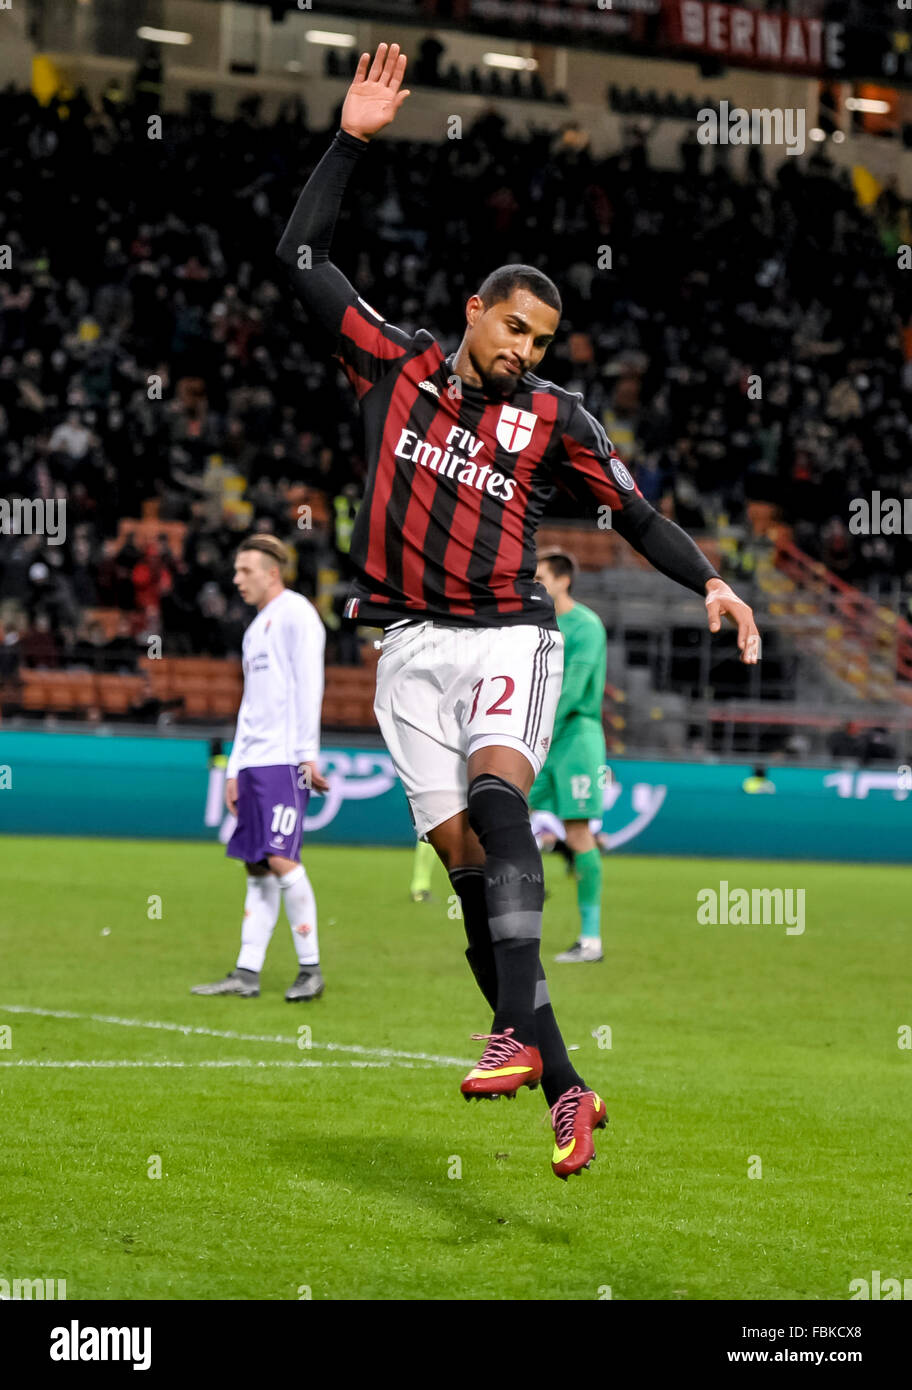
705, 580, 761, 665
341, 43, 411, 143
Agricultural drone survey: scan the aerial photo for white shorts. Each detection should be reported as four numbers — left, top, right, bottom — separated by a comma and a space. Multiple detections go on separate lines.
374, 620, 564, 839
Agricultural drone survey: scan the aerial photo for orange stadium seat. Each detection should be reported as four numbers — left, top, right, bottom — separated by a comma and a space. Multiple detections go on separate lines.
96, 675, 144, 714
143, 667, 175, 699
20, 670, 95, 713
323, 696, 362, 728
167, 673, 211, 700
208, 684, 242, 718
20, 672, 47, 712
180, 687, 212, 717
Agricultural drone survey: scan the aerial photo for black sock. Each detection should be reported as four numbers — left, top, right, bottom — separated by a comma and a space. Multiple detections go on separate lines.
534, 962, 586, 1106
449, 865, 497, 1013
467, 774, 544, 1042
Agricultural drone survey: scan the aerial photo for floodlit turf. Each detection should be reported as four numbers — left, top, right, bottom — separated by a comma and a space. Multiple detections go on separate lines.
1, 836, 909, 1301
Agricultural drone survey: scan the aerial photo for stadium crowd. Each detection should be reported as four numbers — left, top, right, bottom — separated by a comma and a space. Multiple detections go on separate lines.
2, 74, 912, 689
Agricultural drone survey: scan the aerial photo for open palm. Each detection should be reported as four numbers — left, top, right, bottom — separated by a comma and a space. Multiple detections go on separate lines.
341, 43, 411, 142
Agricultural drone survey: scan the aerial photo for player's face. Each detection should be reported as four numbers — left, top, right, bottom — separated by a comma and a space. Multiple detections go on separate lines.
534, 561, 564, 600
234, 551, 273, 607
466, 289, 559, 397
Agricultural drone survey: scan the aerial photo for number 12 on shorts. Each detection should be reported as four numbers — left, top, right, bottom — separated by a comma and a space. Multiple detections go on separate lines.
468, 676, 515, 721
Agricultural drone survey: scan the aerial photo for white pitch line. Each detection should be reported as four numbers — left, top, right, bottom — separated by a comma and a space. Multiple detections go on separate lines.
0, 1005, 474, 1068
0, 1059, 407, 1070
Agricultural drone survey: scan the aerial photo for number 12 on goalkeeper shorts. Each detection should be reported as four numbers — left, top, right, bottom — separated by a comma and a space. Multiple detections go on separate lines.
570, 775, 591, 801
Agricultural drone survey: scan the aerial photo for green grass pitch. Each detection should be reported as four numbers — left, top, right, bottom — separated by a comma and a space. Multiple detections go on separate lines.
0, 836, 908, 1301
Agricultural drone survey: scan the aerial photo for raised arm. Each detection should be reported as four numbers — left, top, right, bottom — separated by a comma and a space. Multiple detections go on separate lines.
276, 44, 414, 393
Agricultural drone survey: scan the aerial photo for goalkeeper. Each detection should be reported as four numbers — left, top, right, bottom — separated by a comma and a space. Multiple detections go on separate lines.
530, 548, 608, 963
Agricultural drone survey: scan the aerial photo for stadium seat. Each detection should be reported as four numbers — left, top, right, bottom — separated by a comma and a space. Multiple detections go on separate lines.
208, 684, 242, 717
96, 675, 145, 714
168, 673, 212, 699
180, 688, 212, 717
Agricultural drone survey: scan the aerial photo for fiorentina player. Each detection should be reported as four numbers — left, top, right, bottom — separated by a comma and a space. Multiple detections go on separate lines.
530, 548, 608, 964
276, 44, 759, 1177
191, 535, 330, 1002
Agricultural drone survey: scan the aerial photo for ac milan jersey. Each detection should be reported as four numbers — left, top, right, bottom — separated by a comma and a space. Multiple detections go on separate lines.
277, 130, 718, 630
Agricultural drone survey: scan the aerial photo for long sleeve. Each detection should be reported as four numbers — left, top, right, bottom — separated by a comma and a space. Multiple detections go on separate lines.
553, 610, 607, 733
276, 130, 415, 398
226, 690, 251, 779
283, 601, 325, 766
559, 400, 718, 596
555, 650, 594, 721
612, 502, 719, 596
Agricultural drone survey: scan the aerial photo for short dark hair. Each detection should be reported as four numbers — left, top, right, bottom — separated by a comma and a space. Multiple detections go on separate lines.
236, 533, 288, 573
537, 547, 578, 590
477, 264, 562, 316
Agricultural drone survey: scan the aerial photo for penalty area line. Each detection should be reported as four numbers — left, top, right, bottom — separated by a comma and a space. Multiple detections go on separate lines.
0, 1004, 474, 1068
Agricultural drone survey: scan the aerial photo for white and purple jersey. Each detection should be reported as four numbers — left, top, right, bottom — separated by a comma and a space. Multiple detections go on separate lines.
226, 588, 325, 779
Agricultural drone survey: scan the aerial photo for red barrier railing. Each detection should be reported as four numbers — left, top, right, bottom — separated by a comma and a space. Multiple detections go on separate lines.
773, 537, 912, 687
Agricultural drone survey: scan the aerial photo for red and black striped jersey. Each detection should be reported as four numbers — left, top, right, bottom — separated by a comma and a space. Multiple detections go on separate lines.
277, 131, 718, 630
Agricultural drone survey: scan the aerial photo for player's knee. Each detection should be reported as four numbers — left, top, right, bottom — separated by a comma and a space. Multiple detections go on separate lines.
467, 774, 544, 916
564, 821, 593, 853
467, 773, 533, 848
429, 836, 453, 872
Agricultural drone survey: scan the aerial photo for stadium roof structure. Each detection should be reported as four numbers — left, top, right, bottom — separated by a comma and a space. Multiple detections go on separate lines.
201, 0, 912, 87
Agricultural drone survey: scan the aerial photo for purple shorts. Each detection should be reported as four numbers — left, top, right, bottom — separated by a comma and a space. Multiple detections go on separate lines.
227, 765, 310, 864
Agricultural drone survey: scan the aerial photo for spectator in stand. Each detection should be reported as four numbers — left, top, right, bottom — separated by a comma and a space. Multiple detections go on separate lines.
131, 540, 174, 618
20, 612, 61, 668
103, 614, 142, 673
69, 618, 112, 672
0, 73, 911, 699
0, 617, 23, 683
48, 410, 95, 462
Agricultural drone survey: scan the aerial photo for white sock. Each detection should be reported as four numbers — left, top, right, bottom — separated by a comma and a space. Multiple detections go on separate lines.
278, 864, 320, 967
235, 875, 281, 973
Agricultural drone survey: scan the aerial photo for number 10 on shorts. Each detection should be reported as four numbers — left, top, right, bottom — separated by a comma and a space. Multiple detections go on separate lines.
270, 804, 297, 835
